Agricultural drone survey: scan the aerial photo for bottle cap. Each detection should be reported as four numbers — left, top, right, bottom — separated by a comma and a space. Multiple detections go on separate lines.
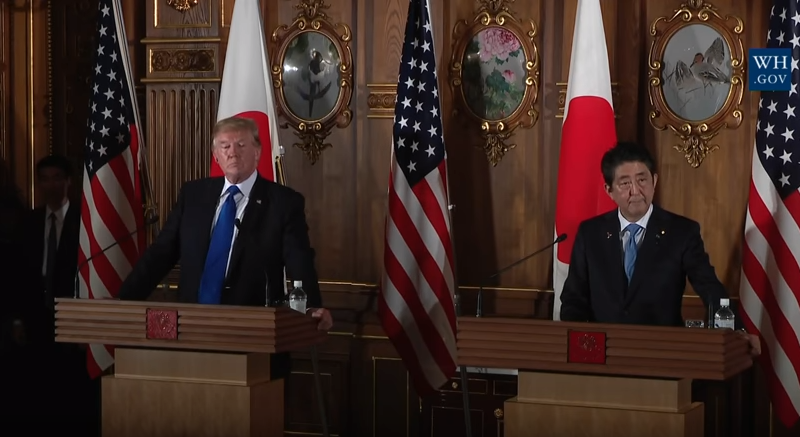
293, 280, 303, 288
720, 298, 729, 306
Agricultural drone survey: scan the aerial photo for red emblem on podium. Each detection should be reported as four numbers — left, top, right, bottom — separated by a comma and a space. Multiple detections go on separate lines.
567, 330, 606, 364
146, 309, 178, 340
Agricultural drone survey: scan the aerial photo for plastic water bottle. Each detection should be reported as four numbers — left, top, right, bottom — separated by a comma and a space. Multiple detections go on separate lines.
289, 280, 307, 314
714, 298, 735, 329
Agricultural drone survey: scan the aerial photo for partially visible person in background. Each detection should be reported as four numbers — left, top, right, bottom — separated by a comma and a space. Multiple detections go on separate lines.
0, 156, 24, 240
19, 155, 81, 342
0, 156, 37, 433
15, 154, 98, 436
0, 155, 27, 344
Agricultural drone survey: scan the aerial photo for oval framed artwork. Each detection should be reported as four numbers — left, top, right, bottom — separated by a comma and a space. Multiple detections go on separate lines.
647, 0, 744, 168
450, 0, 540, 166
460, 27, 528, 121
281, 31, 342, 122
271, 0, 353, 164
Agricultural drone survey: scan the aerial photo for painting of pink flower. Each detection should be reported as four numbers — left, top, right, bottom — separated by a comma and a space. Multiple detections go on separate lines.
477, 27, 521, 62
461, 27, 527, 120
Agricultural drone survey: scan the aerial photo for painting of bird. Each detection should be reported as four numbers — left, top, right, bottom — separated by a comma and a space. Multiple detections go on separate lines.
689, 38, 730, 91
662, 29, 732, 121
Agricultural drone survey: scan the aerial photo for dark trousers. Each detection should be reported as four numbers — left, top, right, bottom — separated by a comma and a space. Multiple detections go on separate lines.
1, 342, 100, 437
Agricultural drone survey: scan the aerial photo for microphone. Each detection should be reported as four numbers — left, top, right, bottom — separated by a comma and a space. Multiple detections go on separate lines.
72, 213, 160, 299
475, 233, 567, 317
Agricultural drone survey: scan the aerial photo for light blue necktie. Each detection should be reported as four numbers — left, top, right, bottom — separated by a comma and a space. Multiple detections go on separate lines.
623, 223, 642, 283
198, 185, 240, 304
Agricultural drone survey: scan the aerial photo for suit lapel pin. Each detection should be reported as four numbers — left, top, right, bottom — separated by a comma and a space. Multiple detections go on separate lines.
606, 232, 613, 239
256, 199, 262, 205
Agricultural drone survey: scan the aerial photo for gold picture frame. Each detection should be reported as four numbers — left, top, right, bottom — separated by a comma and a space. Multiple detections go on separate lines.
271, 0, 353, 164
449, 0, 540, 166
647, 0, 745, 168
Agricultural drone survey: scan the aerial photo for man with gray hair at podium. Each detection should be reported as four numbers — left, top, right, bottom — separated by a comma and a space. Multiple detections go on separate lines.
118, 116, 333, 377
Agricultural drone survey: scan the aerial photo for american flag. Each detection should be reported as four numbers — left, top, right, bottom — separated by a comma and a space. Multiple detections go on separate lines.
378, 0, 458, 396
77, 0, 145, 378
740, 0, 800, 428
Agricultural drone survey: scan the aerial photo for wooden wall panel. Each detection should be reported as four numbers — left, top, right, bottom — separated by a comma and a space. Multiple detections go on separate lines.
355, 0, 407, 283
6, 0, 48, 206
143, 0, 222, 232
0, 1, 9, 166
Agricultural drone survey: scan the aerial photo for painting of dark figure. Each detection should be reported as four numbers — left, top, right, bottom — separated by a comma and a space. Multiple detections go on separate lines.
281, 31, 342, 121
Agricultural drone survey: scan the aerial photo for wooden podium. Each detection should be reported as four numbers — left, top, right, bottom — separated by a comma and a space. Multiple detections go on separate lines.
457, 317, 753, 437
54, 298, 327, 437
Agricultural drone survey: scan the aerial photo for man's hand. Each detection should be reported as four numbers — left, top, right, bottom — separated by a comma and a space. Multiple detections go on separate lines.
738, 330, 761, 356
308, 308, 333, 331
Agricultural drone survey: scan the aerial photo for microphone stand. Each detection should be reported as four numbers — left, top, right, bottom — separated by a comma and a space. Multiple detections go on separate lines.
148, 208, 168, 295
476, 234, 567, 318
443, 201, 473, 437
311, 344, 329, 437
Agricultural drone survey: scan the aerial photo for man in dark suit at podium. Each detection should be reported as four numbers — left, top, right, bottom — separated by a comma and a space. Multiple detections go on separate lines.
118, 116, 333, 375
559, 142, 759, 354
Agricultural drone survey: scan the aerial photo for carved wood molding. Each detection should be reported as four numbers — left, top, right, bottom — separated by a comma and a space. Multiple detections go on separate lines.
150, 49, 214, 72
366, 83, 396, 119
166, 0, 199, 12
556, 82, 621, 119
144, 41, 219, 81
154, 0, 211, 29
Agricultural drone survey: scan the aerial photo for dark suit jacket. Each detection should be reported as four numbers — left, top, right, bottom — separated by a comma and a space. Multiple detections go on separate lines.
560, 205, 738, 327
21, 204, 82, 298
18, 203, 81, 342
119, 175, 322, 307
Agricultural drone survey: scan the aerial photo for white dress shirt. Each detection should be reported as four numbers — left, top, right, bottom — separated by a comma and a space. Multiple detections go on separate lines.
618, 203, 653, 254
42, 200, 70, 275
212, 170, 258, 276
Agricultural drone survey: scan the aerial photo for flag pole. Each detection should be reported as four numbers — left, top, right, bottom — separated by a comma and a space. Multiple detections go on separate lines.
139, 142, 159, 234
424, 0, 471, 434
113, 0, 158, 237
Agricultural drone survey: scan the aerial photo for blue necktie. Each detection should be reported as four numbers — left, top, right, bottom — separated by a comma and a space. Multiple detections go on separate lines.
623, 223, 642, 283
198, 185, 240, 304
